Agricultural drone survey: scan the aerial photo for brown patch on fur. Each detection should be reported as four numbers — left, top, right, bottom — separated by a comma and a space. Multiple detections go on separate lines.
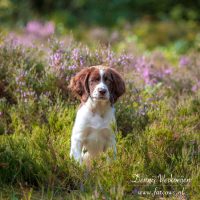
105, 68, 125, 104
68, 67, 95, 102
87, 68, 102, 100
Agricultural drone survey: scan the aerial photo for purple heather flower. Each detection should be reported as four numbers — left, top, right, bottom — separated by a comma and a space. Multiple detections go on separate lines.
26, 20, 55, 37
135, 57, 153, 85
192, 81, 200, 92
7, 32, 35, 46
44, 92, 51, 97
79, 57, 84, 66
192, 85, 197, 92
132, 188, 139, 194
179, 56, 190, 67
142, 69, 152, 84
60, 65, 66, 70
135, 56, 147, 72
118, 54, 131, 66
50, 52, 62, 66
26, 21, 41, 34
15, 77, 19, 82
135, 55, 174, 85
41, 22, 55, 37
68, 65, 77, 70
72, 49, 79, 61
22, 92, 27, 97
143, 68, 150, 78
95, 50, 101, 61
164, 68, 173, 75
106, 49, 116, 65
66, 77, 70, 81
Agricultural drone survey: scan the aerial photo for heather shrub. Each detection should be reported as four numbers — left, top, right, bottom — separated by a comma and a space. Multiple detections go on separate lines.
0, 101, 83, 188
115, 82, 163, 135
143, 94, 200, 197
0, 41, 46, 103
146, 94, 200, 172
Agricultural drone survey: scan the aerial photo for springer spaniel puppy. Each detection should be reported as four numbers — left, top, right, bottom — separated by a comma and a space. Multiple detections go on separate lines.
69, 65, 125, 164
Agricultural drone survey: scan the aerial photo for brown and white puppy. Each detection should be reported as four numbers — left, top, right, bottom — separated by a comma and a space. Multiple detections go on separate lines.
69, 65, 125, 164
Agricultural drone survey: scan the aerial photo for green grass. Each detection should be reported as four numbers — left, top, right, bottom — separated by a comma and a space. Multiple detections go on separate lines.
0, 94, 199, 199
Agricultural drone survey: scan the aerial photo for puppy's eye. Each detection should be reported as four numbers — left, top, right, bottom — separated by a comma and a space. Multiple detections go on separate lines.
90, 77, 100, 82
104, 76, 111, 82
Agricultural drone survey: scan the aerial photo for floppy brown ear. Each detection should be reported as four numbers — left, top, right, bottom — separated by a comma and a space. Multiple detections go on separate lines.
68, 67, 92, 102
109, 68, 125, 104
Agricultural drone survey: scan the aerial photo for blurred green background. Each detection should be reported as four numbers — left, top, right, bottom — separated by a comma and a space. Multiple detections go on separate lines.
1, 0, 200, 27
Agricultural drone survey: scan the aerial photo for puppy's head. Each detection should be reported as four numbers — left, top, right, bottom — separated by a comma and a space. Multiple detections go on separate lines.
69, 65, 125, 104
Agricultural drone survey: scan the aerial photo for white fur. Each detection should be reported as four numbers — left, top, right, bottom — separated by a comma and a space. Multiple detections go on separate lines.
91, 69, 110, 100
70, 69, 116, 164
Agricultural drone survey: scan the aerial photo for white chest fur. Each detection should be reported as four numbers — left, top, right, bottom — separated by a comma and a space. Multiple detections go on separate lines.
70, 98, 116, 163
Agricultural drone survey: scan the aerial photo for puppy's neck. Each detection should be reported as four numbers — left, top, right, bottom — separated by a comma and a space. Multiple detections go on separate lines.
85, 97, 111, 117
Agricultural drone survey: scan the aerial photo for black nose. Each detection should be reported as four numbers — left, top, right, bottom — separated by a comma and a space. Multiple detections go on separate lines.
98, 88, 107, 95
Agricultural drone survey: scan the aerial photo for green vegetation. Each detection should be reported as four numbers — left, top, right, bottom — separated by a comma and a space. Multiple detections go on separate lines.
1, 0, 200, 27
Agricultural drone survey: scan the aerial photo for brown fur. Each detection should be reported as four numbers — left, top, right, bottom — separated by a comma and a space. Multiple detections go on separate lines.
105, 68, 125, 104
68, 67, 94, 102
87, 68, 101, 95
